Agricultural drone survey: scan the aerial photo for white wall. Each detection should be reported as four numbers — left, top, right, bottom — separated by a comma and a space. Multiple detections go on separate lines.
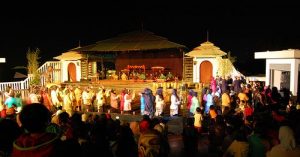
193, 58, 218, 83
61, 60, 81, 82
266, 58, 300, 96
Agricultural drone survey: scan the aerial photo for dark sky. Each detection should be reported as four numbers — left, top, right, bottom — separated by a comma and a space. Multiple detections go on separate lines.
1, 2, 300, 81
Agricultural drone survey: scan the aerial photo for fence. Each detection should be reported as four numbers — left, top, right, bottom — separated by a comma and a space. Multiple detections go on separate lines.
0, 61, 61, 92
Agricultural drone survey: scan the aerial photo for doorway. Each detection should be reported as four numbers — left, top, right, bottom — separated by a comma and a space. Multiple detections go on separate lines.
68, 62, 77, 82
200, 61, 212, 84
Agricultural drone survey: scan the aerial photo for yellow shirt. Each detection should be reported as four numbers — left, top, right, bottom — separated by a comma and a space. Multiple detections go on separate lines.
238, 93, 249, 102
221, 93, 230, 106
194, 113, 203, 127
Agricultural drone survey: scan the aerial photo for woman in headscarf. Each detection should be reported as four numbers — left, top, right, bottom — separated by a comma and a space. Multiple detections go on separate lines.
124, 89, 135, 114
189, 92, 200, 116
187, 89, 194, 114
143, 88, 155, 118
266, 126, 300, 157
205, 89, 213, 115
210, 76, 217, 93
155, 87, 165, 116
170, 88, 181, 116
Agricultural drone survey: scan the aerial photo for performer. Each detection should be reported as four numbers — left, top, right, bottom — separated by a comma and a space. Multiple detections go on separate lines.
170, 88, 181, 116
110, 89, 119, 113
120, 89, 126, 112
144, 88, 155, 118
82, 87, 92, 112
74, 86, 82, 111
139, 91, 145, 115
96, 87, 105, 112
155, 87, 165, 116
51, 86, 60, 110
124, 89, 135, 114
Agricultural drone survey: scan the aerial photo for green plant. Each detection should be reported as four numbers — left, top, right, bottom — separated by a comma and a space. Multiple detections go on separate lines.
30, 73, 41, 86
26, 48, 41, 85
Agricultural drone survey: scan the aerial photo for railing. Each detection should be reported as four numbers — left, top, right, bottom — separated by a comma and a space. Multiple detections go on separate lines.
0, 61, 61, 92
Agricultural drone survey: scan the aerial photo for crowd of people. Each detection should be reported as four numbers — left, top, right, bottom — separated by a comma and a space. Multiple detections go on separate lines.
0, 75, 300, 157
182, 76, 300, 157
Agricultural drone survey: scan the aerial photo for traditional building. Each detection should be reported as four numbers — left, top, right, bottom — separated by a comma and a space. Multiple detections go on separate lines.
73, 30, 187, 80
53, 51, 84, 82
185, 41, 241, 84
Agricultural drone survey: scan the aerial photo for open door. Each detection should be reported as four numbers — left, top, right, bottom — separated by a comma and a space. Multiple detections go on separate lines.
200, 60, 212, 84
68, 63, 77, 82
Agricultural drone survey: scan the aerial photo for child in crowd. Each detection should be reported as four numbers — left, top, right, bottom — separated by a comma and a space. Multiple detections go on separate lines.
194, 107, 203, 134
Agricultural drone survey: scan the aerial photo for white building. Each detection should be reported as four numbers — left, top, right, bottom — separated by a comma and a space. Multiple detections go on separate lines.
53, 51, 83, 82
255, 49, 300, 96
185, 41, 241, 84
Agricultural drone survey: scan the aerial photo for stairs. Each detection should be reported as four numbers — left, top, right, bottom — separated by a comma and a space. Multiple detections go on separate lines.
81, 60, 88, 80
183, 57, 193, 82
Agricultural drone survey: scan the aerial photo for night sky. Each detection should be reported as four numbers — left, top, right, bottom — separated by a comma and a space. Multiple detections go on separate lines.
1, 2, 300, 81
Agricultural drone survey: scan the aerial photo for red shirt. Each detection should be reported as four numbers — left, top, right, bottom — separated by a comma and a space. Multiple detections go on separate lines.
244, 107, 253, 117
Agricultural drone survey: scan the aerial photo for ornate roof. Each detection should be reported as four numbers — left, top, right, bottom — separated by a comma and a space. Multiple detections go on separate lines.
75, 30, 187, 52
53, 51, 85, 60
185, 41, 227, 58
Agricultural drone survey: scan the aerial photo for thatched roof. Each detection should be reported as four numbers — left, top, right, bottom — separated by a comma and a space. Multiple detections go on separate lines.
75, 30, 187, 52
186, 41, 227, 57
53, 51, 85, 60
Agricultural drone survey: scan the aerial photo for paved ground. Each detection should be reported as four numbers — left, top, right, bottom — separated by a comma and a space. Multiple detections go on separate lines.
90, 112, 184, 135
168, 134, 220, 157
92, 112, 221, 157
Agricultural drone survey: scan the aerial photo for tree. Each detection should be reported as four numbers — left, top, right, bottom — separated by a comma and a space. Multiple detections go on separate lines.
227, 51, 236, 64
216, 55, 234, 78
26, 48, 41, 86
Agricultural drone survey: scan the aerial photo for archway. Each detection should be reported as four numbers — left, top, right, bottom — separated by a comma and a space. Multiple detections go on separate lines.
68, 62, 77, 82
200, 60, 213, 84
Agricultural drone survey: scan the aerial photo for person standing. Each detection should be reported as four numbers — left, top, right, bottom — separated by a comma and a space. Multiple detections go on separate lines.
51, 86, 61, 110
170, 88, 181, 116
144, 88, 155, 118
124, 89, 135, 114
233, 76, 243, 94
155, 87, 165, 116
187, 89, 194, 114
110, 89, 119, 113
194, 107, 203, 134
96, 87, 105, 112
221, 90, 231, 113
205, 89, 213, 115
74, 86, 82, 111
189, 92, 200, 116
139, 92, 145, 115
82, 87, 92, 112
210, 76, 217, 93
120, 89, 126, 113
